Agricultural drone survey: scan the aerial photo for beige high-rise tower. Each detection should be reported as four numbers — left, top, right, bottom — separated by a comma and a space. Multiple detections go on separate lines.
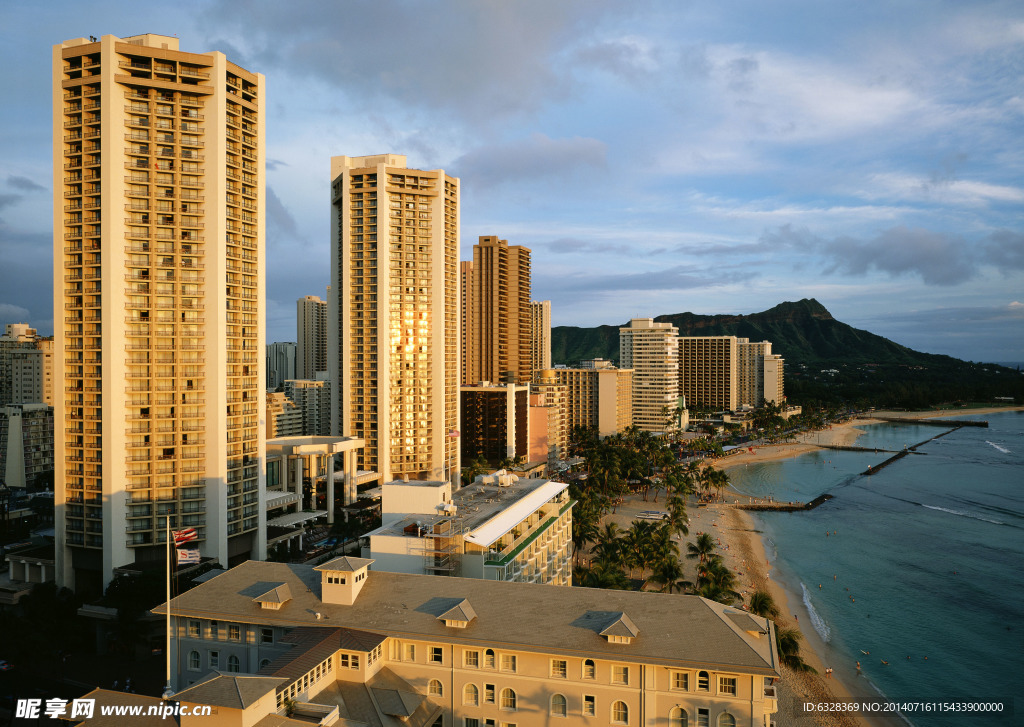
465, 236, 532, 386
329, 155, 459, 484
530, 300, 552, 373
296, 294, 327, 379
53, 34, 265, 593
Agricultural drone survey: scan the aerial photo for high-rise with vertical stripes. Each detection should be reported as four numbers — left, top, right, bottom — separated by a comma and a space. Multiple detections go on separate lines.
329, 155, 459, 485
53, 34, 265, 594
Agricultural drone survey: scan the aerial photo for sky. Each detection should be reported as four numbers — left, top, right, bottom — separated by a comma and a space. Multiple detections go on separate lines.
1, 0, 1022, 362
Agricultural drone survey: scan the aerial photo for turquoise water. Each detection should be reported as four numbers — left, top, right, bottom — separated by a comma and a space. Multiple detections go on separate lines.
728, 413, 1023, 726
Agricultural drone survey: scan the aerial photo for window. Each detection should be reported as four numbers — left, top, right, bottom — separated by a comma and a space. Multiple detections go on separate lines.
500, 688, 516, 711
209, 620, 219, 639
612, 665, 629, 685
227, 655, 239, 673
351, 655, 360, 669
464, 684, 479, 706
405, 644, 416, 661
583, 658, 595, 679
719, 677, 736, 696
484, 684, 495, 704
187, 650, 200, 671
465, 650, 479, 668
612, 701, 628, 725
429, 679, 443, 697
670, 707, 688, 727
261, 628, 274, 644
697, 671, 709, 692
209, 651, 219, 669
188, 620, 200, 638
550, 659, 567, 678
583, 695, 595, 717
484, 649, 495, 668
551, 694, 567, 717
430, 646, 443, 664
500, 654, 516, 672
229, 624, 241, 641
672, 672, 688, 690
465, 720, 479, 727
717, 715, 735, 727
697, 709, 709, 727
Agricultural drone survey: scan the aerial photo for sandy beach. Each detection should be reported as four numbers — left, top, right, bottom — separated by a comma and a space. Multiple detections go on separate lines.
589, 407, 1023, 726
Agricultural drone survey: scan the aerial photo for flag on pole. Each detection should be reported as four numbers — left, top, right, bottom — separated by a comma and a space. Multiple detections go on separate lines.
172, 527, 198, 547
176, 548, 200, 565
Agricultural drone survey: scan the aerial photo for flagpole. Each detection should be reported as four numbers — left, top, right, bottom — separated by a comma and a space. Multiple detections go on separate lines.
163, 517, 173, 699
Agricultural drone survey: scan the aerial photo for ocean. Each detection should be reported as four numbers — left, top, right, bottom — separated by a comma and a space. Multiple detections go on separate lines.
727, 412, 1023, 726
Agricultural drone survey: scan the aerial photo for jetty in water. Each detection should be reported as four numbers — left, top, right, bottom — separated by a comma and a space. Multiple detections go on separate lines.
736, 493, 833, 512
858, 415, 987, 428
861, 426, 963, 475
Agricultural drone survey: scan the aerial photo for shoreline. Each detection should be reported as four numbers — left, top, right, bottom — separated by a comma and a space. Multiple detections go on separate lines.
703, 406, 1022, 726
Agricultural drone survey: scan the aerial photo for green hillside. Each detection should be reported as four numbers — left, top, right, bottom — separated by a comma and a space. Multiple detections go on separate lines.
550, 299, 1024, 408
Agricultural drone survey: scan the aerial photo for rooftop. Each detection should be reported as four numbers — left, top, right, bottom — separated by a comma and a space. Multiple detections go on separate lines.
367, 477, 569, 549
156, 561, 779, 676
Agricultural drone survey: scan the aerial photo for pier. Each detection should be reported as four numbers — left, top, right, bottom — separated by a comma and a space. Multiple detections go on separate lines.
861, 426, 962, 475
858, 415, 987, 428
736, 493, 833, 512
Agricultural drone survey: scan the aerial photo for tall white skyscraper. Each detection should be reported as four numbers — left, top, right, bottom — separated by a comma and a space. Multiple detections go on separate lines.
329, 154, 459, 485
53, 33, 265, 593
619, 318, 679, 433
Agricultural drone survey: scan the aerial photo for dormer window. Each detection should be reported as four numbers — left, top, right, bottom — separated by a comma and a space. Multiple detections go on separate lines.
437, 599, 476, 629
600, 612, 639, 645
252, 584, 291, 610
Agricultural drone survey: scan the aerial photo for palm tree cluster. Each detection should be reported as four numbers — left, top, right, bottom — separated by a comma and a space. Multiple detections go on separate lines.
575, 520, 684, 591
748, 589, 817, 673
685, 532, 741, 604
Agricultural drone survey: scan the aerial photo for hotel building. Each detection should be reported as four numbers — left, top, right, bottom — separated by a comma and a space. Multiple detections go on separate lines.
530, 300, 552, 374
1, 324, 53, 406
53, 33, 265, 592
464, 236, 532, 386
296, 294, 327, 380
459, 382, 530, 466
265, 340, 296, 390
329, 155, 459, 485
681, 337, 784, 412
156, 559, 780, 727
679, 336, 738, 412
619, 319, 679, 433
365, 474, 573, 585
543, 361, 632, 439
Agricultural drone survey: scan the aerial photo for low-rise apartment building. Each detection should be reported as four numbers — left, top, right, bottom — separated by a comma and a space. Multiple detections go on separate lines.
364, 474, 573, 586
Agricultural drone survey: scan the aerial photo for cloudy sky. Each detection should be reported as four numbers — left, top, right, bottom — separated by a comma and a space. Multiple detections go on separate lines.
2, 1, 1022, 362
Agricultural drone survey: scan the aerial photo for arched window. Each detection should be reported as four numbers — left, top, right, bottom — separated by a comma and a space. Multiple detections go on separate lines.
259, 658, 271, 670
670, 707, 688, 727
583, 658, 595, 679
500, 688, 517, 710
697, 670, 710, 691
463, 684, 479, 706
718, 713, 736, 727
428, 679, 442, 697
612, 701, 629, 724
484, 648, 495, 669
551, 694, 567, 717
188, 651, 200, 671
227, 655, 240, 673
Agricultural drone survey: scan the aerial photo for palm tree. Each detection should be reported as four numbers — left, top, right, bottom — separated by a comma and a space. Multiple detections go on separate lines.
575, 561, 631, 590
649, 557, 685, 593
665, 494, 689, 539
571, 514, 600, 566
592, 522, 622, 565
686, 532, 716, 564
749, 590, 780, 620
776, 627, 817, 672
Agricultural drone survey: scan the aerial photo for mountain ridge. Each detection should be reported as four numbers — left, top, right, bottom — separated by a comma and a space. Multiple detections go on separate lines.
550, 299, 1023, 407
